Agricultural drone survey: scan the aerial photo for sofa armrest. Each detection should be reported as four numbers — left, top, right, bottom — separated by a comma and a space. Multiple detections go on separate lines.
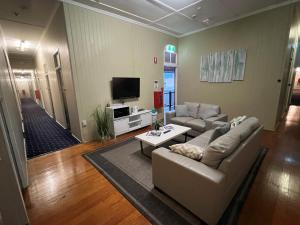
165, 111, 176, 124
152, 147, 226, 225
205, 114, 228, 129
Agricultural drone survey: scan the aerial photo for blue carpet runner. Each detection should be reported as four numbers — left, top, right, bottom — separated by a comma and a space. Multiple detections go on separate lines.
21, 98, 79, 159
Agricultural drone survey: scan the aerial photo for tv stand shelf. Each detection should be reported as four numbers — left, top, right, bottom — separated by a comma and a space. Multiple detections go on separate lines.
106, 105, 152, 137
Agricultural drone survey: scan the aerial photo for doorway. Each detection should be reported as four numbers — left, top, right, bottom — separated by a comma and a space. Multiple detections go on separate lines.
291, 68, 300, 106
164, 66, 176, 113
45, 74, 55, 119
54, 51, 70, 130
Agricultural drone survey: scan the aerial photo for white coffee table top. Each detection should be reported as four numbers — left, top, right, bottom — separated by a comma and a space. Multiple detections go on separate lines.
135, 124, 191, 147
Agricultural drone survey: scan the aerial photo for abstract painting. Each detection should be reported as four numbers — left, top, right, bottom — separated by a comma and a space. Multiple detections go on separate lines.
200, 48, 247, 83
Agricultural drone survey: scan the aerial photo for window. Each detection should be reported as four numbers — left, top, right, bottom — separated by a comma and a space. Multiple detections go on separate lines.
164, 44, 177, 66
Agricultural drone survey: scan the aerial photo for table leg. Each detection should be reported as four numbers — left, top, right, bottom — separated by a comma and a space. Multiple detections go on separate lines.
184, 132, 188, 142
140, 141, 144, 155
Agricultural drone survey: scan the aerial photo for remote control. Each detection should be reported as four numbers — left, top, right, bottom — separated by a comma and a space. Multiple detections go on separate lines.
164, 130, 171, 134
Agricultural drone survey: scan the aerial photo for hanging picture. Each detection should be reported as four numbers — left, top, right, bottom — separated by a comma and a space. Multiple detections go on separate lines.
200, 56, 209, 81
199, 48, 247, 83
208, 53, 215, 82
232, 48, 247, 81
213, 52, 222, 83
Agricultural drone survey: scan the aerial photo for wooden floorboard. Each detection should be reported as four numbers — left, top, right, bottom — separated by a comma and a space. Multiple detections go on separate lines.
23, 106, 300, 225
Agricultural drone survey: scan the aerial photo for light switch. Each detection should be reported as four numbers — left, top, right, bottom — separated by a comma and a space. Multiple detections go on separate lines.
82, 120, 87, 128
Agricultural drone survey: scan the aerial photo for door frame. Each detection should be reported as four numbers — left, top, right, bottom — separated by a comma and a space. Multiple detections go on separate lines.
45, 74, 55, 119
163, 66, 177, 112
54, 50, 71, 130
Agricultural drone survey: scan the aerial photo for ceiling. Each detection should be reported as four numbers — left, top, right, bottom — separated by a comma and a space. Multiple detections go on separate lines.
72, 0, 294, 36
0, 0, 59, 56
0, 0, 296, 58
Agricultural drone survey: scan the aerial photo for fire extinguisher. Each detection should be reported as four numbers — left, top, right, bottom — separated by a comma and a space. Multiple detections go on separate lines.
154, 88, 163, 109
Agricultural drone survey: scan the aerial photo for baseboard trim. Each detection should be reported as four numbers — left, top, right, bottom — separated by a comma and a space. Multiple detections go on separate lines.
56, 120, 67, 129
45, 110, 53, 119
71, 133, 81, 143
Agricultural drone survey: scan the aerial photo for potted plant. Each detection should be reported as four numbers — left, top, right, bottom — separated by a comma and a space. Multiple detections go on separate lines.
153, 119, 163, 131
93, 105, 112, 141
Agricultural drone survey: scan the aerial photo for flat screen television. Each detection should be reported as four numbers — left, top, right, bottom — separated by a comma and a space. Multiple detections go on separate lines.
112, 77, 140, 99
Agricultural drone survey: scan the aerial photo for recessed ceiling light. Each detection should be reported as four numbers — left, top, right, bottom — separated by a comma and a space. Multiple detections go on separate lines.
17, 40, 30, 52
192, 14, 197, 19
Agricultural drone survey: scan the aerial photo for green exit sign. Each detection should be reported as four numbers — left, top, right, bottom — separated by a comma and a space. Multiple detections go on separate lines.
166, 44, 176, 53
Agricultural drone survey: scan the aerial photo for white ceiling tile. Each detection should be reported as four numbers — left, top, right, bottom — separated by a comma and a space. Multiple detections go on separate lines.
158, 0, 201, 10
98, 0, 172, 21
180, 0, 235, 24
0, 19, 43, 55
0, 0, 58, 27
220, 0, 289, 16
73, 0, 294, 36
157, 14, 205, 34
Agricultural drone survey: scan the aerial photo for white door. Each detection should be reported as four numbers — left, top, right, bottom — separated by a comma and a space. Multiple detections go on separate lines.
0, 103, 29, 225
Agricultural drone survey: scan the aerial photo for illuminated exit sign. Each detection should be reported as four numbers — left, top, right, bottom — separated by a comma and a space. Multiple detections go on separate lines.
165, 44, 176, 53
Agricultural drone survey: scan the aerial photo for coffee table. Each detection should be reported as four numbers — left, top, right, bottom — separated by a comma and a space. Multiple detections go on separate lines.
135, 124, 191, 156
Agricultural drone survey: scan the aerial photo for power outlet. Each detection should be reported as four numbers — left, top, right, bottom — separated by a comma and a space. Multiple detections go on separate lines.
82, 120, 87, 128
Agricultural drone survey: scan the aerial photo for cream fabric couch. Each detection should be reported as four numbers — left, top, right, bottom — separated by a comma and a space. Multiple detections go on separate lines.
166, 102, 228, 137
152, 117, 263, 225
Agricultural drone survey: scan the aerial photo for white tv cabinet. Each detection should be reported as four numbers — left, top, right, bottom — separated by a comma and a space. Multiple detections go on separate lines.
106, 105, 152, 137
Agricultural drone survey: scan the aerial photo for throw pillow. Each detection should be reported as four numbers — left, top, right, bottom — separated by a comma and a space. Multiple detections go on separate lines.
184, 102, 200, 118
230, 115, 247, 128
208, 123, 231, 143
170, 143, 205, 161
201, 133, 240, 168
198, 103, 220, 119
175, 105, 189, 117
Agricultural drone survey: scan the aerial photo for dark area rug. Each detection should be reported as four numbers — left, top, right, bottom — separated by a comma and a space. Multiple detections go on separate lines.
84, 138, 267, 225
21, 98, 79, 159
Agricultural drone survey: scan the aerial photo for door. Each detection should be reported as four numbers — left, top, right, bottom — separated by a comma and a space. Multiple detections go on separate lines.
54, 51, 70, 130
46, 74, 55, 119
0, 101, 29, 225
0, 48, 28, 188
164, 66, 176, 113
28, 78, 34, 100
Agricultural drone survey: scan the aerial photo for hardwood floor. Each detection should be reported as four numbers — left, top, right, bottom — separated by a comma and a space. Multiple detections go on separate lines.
23, 106, 300, 225
23, 127, 151, 225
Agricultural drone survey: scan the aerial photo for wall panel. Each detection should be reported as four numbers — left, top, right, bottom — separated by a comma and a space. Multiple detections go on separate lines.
35, 3, 81, 139
64, 3, 177, 141
178, 6, 293, 130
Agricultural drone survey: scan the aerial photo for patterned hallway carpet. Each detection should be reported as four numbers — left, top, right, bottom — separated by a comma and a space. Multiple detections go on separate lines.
21, 98, 80, 159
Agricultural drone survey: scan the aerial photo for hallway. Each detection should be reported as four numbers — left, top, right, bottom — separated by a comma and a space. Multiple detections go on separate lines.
22, 98, 79, 158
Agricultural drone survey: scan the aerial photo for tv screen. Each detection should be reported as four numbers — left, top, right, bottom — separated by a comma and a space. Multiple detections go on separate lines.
112, 77, 140, 99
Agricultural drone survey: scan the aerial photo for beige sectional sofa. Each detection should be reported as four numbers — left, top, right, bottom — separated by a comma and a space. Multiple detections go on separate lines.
152, 117, 263, 225
166, 102, 228, 137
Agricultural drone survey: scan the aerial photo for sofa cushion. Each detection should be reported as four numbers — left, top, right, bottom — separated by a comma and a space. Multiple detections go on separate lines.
170, 117, 193, 126
188, 129, 215, 148
175, 105, 189, 117
185, 119, 206, 132
170, 143, 205, 161
229, 117, 260, 141
184, 102, 200, 118
198, 103, 220, 119
201, 132, 240, 168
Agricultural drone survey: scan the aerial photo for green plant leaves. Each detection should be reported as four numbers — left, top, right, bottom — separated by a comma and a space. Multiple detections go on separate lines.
93, 105, 112, 140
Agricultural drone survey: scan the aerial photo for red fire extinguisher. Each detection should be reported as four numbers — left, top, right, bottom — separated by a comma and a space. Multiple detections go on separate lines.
154, 89, 163, 109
